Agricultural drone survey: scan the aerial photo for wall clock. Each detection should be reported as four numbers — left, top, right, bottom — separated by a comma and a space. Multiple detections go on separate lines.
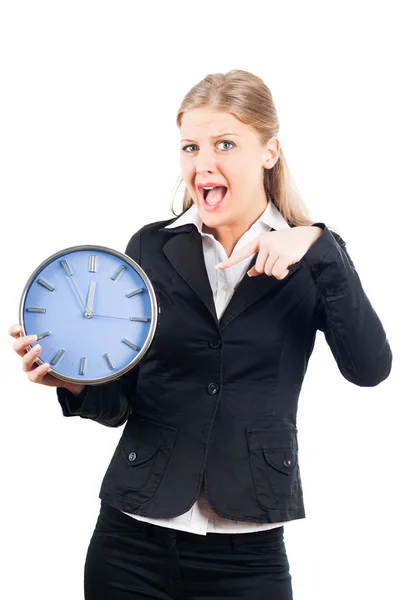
19, 245, 158, 385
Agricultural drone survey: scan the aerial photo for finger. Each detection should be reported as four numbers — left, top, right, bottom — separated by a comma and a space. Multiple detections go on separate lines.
8, 323, 22, 338
215, 238, 259, 270
254, 246, 271, 274
264, 253, 280, 276
22, 344, 43, 372
13, 334, 38, 357
246, 265, 261, 277
27, 361, 51, 384
247, 255, 288, 279
271, 256, 290, 280
247, 252, 278, 278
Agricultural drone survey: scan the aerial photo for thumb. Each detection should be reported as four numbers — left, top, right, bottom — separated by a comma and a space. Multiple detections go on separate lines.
247, 265, 262, 277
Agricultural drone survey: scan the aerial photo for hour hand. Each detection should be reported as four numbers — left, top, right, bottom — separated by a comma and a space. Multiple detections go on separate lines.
61, 259, 86, 312
86, 281, 96, 316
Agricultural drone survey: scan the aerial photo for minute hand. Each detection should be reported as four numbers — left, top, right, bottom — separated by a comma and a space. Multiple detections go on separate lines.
86, 281, 96, 315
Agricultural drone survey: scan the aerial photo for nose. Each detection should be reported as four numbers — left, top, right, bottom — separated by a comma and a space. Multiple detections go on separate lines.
195, 148, 218, 174
196, 167, 213, 178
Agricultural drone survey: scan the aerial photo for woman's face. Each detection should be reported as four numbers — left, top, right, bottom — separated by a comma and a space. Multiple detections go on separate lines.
179, 107, 279, 237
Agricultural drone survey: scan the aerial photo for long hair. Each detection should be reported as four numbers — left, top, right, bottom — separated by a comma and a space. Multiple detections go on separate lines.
170, 69, 336, 230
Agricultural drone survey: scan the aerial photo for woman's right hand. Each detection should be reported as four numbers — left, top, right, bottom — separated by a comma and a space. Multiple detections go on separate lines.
8, 323, 85, 395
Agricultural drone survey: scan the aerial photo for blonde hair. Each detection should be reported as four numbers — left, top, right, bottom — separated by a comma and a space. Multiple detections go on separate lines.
170, 69, 336, 231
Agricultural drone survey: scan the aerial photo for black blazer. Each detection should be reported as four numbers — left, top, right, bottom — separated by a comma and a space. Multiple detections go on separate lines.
57, 212, 393, 524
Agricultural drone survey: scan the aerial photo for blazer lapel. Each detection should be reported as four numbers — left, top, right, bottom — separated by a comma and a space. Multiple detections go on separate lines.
159, 224, 300, 331
160, 225, 219, 324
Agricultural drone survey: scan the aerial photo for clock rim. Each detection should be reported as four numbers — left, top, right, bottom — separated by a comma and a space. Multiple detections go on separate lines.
18, 244, 158, 385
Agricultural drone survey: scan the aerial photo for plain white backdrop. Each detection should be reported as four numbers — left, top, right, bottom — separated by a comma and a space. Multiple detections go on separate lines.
1, 1, 399, 599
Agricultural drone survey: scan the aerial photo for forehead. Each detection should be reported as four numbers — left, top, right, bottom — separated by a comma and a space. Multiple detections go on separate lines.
180, 107, 247, 138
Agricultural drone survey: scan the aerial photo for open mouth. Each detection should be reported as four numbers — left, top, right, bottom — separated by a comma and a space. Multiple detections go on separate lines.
200, 185, 228, 207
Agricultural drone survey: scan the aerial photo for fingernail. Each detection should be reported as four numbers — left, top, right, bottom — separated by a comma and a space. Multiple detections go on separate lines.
16, 325, 22, 332
35, 344, 41, 352
30, 335, 38, 341
215, 263, 223, 269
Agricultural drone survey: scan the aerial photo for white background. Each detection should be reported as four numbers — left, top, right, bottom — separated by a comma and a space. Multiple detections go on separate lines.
1, 1, 399, 598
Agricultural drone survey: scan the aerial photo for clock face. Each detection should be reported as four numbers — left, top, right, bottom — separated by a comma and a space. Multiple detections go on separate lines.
19, 245, 158, 384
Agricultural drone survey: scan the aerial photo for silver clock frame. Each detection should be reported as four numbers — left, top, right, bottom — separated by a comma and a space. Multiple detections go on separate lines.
19, 244, 159, 385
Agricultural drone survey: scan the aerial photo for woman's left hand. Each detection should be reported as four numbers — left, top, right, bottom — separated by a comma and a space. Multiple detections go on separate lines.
215, 225, 323, 280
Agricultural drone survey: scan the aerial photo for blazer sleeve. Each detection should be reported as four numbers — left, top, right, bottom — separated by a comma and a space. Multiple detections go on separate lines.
298, 223, 393, 387
56, 229, 143, 427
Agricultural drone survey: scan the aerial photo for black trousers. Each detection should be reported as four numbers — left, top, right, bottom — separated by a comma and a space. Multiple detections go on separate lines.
84, 501, 293, 599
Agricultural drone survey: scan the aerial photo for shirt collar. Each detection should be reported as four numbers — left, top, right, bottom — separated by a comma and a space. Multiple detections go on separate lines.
165, 199, 290, 233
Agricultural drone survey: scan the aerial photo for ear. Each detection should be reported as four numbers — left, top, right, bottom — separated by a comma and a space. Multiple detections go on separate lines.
262, 136, 280, 169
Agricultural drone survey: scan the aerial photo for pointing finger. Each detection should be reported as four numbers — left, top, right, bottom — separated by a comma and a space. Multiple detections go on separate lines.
215, 238, 259, 270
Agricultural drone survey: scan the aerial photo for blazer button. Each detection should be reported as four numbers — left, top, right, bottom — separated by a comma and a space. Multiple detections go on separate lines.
283, 459, 292, 468
208, 338, 221, 349
207, 382, 220, 395
128, 452, 137, 462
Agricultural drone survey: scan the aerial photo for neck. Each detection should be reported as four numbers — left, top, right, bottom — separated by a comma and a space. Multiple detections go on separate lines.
202, 199, 269, 258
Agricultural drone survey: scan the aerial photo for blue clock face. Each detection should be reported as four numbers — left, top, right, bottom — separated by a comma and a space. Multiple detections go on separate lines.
19, 245, 158, 384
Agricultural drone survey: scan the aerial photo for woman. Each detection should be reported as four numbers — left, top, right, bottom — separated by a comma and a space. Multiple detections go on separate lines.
9, 69, 392, 599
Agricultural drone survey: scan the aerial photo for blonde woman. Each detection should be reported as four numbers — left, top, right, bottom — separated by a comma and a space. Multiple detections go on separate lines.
10, 69, 392, 599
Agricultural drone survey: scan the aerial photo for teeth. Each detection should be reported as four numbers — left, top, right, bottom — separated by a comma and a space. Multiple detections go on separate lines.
203, 186, 215, 190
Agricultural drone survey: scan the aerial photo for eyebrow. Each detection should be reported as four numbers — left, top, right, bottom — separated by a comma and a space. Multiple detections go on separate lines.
180, 133, 240, 143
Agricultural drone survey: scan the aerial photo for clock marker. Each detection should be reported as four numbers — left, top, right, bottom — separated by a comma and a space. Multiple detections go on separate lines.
130, 316, 150, 322
122, 338, 140, 351
51, 349, 65, 365
37, 331, 50, 341
26, 308, 46, 313
80, 357, 87, 375
89, 255, 97, 273
111, 265, 125, 281
126, 287, 144, 298
38, 279, 54, 291
104, 353, 115, 369
61, 260, 73, 277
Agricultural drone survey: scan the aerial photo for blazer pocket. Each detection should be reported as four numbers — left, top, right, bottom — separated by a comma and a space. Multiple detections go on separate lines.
246, 422, 302, 510
262, 447, 298, 496
118, 436, 162, 490
107, 418, 178, 501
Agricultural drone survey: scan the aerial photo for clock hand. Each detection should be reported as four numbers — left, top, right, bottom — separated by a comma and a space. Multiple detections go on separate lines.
91, 314, 150, 322
61, 260, 86, 312
86, 281, 96, 315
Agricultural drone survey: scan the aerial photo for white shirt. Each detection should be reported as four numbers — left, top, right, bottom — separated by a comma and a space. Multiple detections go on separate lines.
122, 200, 294, 535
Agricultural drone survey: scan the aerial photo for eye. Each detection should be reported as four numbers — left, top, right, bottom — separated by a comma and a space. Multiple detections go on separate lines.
181, 140, 235, 153
181, 144, 197, 153
217, 140, 235, 151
